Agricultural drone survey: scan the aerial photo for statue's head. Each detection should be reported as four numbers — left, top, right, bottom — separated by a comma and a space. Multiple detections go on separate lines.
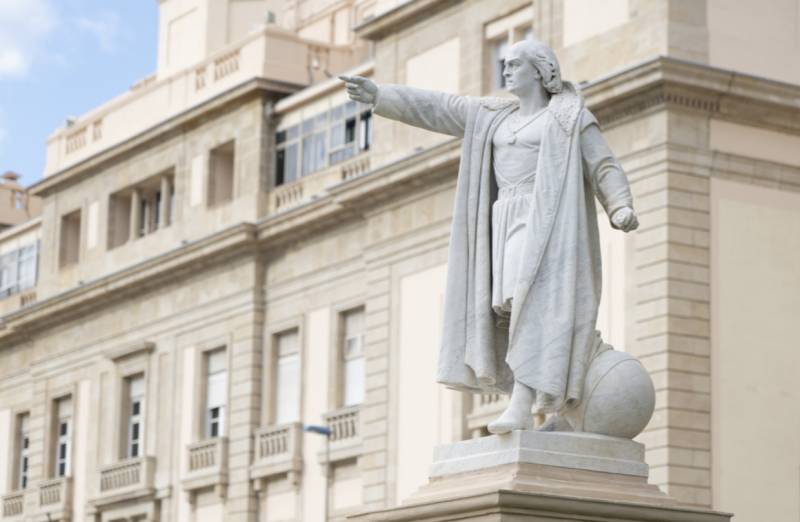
503, 39, 563, 97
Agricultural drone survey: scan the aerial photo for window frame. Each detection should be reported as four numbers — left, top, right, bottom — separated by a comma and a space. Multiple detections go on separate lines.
124, 374, 145, 459
263, 317, 305, 426
274, 99, 374, 186
202, 346, 228, 440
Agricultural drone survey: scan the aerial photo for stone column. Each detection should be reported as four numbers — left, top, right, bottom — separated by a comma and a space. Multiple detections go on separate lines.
129, 189, 141, 241
222, 256, 265, 522
628, 112, 713, 507
159, 176, 171, 229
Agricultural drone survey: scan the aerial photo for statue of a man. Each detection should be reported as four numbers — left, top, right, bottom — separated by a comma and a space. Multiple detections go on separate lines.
341, 39, 638, 434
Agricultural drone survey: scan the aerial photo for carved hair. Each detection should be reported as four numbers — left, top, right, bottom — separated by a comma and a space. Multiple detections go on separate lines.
516, 39, 563, 94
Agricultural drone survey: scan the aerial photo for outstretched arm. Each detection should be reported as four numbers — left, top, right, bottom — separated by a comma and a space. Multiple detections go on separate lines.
340, 75, 470, 138
579, 110, 639, 232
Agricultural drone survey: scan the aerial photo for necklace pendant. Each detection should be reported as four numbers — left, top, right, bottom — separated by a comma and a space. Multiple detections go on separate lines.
508, 135, 517, 145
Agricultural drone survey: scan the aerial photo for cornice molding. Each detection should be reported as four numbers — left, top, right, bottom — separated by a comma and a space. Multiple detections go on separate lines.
354, 0, 464, 40
105, 341, 156, 362
583, 56, 800, 135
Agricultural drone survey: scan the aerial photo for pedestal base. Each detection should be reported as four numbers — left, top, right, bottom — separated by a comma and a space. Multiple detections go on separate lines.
349, 432, 732, 522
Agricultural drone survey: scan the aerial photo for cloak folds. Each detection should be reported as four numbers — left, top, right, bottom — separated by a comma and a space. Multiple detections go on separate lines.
373, 82, 633, 411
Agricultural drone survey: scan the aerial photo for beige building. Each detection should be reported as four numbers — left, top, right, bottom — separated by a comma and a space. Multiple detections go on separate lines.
1, 0, 799, 520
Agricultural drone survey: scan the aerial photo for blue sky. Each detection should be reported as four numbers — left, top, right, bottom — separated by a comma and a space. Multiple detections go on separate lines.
0, 0, 158, 187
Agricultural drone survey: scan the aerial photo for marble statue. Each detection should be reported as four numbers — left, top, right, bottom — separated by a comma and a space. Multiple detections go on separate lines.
341, 39, 654, 438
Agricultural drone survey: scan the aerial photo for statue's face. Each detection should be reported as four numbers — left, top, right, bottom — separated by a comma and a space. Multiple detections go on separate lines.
503, 42, 542, 97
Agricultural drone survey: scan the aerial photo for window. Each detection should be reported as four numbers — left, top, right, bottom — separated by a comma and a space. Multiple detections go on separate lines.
125, 375, 145, 458
108, 171, 175, 249
341, 308, 365, 406
53, 397, 72, 477
274, 101, 373, 185
0, 242, 38, 298
15, 413, 30, 490
59, 210, 81, 267
208, 141, 235, 206
274, 330, 300, 424
205, 349, 227, 438
275, 126, 299, 186
484, 8, 534, 93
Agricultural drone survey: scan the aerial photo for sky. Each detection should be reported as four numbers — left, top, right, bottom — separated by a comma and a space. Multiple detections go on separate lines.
0, 0, 158, 187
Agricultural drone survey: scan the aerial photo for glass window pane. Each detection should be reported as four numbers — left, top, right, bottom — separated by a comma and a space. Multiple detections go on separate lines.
276, 149, 286, 186
492, 38, 509, 91
207, 349, 226, 373
285, 144, 298, 183
286, 125, 299, 141
207, 371, 227, 408
276, 353, 300, 424
344, 357, 365, 406
276, 130, 287, 144
277, 330, 298, 356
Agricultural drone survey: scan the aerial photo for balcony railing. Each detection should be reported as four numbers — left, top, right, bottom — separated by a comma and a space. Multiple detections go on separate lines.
44, 26, 356, 176
97, 456, 156, 503
268, 152, 371, 214
1, 491, 24, 517
38, 477, 72, 519
251, 423, 303, 488
183, 437, 228, 501
320, 405, 362, 463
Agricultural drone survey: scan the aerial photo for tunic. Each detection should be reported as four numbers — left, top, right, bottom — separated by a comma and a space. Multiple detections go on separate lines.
491, 108, 548, 318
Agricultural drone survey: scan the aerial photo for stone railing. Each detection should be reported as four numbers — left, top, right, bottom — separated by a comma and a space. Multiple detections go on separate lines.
214, 49, 241, 81
325, 405, 360, 443
1, 491, 24, 517
19, 290, 36, 307
183, 437, 228, 500
268, 152, 372, 215
251, 423, 303, 487
272, 183, 305, 212
38, 477, 72, 519
340, 153, 371, 181
39, 478, 66, 506
99, 456, 155, 496
188, 438, 225, 471
319, 405, 361, 463
44, 26, 356, 176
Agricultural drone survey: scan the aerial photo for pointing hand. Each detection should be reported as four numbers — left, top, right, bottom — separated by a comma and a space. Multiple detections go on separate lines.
339, 75, 378, 105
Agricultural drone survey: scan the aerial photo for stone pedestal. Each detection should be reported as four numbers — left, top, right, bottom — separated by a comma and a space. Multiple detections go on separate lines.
349, 432, 732, 522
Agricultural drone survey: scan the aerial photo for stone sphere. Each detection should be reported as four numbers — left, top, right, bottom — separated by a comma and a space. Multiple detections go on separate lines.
563, 350, 655, 439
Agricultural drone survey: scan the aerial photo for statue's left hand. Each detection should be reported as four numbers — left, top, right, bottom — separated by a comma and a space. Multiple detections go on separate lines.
611, 207, 639, 232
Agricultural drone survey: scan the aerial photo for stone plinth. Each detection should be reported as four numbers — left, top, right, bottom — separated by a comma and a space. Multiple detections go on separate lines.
349, 432, 732, 522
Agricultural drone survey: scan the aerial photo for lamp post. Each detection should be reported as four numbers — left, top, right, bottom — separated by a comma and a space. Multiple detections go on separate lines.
304, 424, 332, 521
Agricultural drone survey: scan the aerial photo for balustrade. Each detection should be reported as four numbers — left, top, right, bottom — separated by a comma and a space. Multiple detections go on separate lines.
1, 491, 23, 517
251, 423, 303, 485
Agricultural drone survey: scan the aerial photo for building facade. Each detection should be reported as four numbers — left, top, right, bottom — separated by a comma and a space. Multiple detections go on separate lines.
1, 0, 799, 521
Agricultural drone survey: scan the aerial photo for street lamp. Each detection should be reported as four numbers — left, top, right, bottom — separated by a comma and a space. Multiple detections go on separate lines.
304, 424, 332, 521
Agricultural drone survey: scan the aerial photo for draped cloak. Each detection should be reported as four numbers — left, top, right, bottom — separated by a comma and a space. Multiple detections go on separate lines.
373, 82, 634, 411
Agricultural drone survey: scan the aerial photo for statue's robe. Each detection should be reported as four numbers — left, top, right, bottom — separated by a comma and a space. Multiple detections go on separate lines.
373, 82, 633, 411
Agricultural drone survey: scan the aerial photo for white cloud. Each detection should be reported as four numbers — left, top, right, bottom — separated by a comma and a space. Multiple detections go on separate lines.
0, 0, 57, 78
76, 12, 120, 54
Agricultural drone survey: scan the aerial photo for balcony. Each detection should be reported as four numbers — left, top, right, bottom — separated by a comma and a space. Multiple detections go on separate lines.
182, 438, 228, 501
93, 457, 156, 507
44, 25, 356, 177
251, 423, 304, 489
269, 153, 372, 214
320, 405, 361, 463
38, 477, 72, 521
1, 490, 24, 518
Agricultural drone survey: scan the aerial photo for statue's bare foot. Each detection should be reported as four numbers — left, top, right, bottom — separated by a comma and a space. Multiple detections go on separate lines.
536, 414, 573, 432
487, 381, 535, 434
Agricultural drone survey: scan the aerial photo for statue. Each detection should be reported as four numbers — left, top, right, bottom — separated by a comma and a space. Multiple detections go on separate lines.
341, 39, 654, 437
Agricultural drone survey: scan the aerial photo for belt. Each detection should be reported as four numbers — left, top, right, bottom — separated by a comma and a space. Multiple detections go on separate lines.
498, 180, 535, 200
